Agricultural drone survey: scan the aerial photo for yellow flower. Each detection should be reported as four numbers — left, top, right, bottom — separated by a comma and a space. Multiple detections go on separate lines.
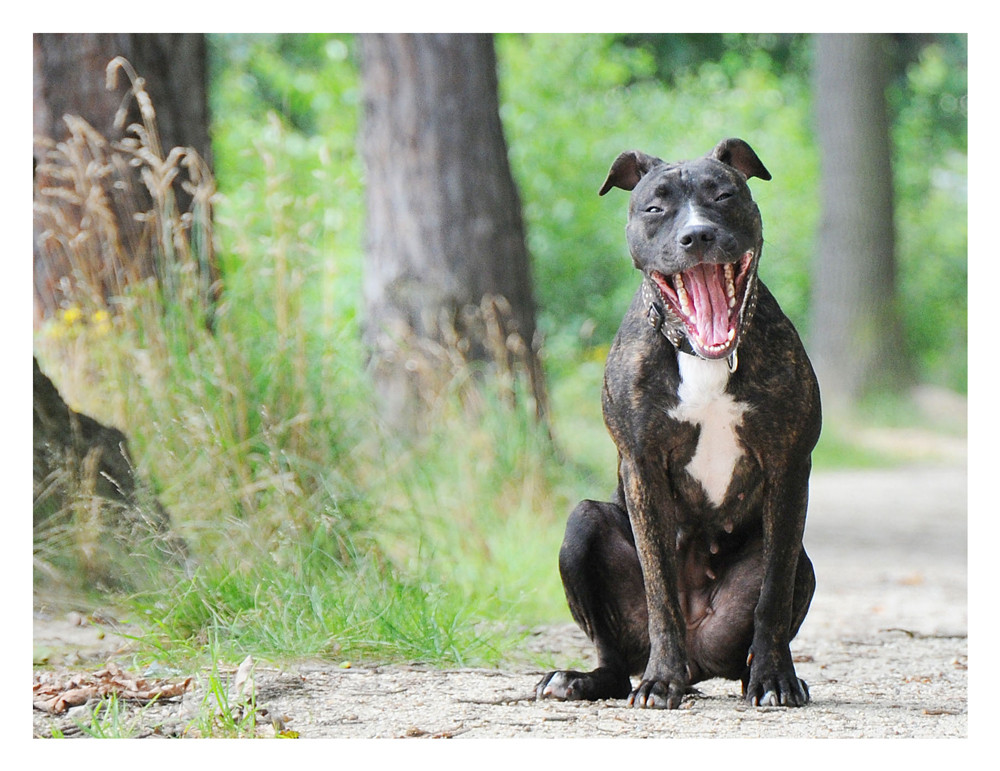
61, 306, 81, 325
91, 309, 112, 335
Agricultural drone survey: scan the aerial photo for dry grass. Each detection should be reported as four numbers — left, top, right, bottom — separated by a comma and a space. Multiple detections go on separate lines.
34, 57, 216, 327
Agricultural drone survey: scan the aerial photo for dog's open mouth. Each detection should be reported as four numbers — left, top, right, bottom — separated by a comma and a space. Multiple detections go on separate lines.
650, 250, 756, 359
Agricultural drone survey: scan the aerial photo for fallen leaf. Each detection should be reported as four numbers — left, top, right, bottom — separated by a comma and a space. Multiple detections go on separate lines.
231, 655, 255, 704
32, 667, 192, 715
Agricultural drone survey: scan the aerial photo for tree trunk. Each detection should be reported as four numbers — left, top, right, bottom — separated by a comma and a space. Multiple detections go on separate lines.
358, 33, 546, 429
811, 33, 911, 408
33, 33, 213, 322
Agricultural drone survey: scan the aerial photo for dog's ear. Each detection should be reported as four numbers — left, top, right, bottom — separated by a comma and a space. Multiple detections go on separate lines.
599, 151, 664, 195
711, 138, 772, 182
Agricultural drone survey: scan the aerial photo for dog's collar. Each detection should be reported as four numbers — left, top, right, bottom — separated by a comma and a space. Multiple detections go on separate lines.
641, 279, 740, 373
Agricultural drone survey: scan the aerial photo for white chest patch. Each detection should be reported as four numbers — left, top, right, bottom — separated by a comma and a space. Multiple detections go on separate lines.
668, 354, 749, 508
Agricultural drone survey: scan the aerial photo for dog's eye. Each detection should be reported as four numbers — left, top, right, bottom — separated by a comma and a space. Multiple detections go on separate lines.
715, 191, 735, 203
644, 206, 663, 214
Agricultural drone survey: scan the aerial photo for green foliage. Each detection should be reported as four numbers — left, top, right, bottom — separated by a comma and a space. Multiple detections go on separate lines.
891, 41, 968, 390
617, 33, 811, 84
209, 34, 361, 192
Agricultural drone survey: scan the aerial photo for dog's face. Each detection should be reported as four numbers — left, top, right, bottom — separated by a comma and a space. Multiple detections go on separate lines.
600, 139, 770, 360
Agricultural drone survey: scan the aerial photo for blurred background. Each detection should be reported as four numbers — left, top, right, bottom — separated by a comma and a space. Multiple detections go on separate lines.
32, 34, 966, 672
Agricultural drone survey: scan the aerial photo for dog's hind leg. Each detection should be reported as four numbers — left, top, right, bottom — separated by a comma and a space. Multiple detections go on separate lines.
536, 499, 649, 701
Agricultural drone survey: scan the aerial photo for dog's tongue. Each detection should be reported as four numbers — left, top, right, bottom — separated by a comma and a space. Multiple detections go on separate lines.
683, 263, 731, 347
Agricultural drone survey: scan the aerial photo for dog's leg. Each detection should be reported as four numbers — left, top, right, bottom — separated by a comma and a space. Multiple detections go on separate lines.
535, 499, 647, 701
619, 458, 691, 709
742, 460, 814, 707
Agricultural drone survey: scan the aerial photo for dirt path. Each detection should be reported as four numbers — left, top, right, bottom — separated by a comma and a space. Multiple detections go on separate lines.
33, 465, 968, 739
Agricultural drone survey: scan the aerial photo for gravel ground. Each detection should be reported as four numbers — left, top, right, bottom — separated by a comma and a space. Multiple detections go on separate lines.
33, 465, 969, 742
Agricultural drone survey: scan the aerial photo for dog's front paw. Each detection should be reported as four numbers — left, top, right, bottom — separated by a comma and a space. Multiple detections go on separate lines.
742, 654, 810, 707
535, 668, 631, 702
627, 677, 686, 709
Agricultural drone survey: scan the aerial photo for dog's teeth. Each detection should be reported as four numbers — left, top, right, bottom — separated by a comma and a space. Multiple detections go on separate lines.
727, 328, 736, 342
725, 263, 736, 307
675, 274, 691, 315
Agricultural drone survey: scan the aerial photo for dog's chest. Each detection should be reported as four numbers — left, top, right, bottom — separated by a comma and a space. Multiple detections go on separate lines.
667, 355, 749, 508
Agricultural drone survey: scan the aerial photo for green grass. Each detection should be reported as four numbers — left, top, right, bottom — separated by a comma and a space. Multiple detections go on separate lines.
58, 694, 144, 739
187, 657, 262, 738
129, 529, 521, 668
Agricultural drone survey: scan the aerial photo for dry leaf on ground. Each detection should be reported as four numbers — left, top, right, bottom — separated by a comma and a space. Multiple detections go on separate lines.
33, 662, 191, 714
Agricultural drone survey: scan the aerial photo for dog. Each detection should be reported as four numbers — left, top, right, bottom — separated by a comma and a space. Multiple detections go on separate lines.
536, 138, 821, 709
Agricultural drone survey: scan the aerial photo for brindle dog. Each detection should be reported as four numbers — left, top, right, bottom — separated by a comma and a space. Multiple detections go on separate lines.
536, 139, 820, 709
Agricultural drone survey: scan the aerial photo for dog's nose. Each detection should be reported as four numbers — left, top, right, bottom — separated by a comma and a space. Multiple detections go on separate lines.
678, 224, 716, 253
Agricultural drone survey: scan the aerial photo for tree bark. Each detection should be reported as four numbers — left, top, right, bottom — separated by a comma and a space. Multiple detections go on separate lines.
33, 33, 213, 321
359, 33, 546, 429
811, 33, 911, 408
